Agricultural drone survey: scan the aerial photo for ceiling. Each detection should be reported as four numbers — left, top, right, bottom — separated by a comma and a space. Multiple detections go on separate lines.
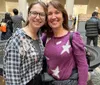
5, 0, 90, 5
74, 0, 89, 5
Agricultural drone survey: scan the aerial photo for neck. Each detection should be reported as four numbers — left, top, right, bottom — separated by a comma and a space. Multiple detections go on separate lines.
23, 25, 39, 40
53, 27, 68, 37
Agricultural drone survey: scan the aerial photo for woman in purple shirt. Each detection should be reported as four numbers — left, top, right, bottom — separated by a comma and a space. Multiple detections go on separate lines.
44, 1, 88, 85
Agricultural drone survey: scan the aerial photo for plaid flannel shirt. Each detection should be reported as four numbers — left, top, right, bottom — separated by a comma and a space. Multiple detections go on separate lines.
3, 29, 44, 85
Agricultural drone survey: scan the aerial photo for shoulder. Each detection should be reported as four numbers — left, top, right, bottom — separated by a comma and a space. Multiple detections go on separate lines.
86, 18, 91, 22
72, 32, 82, 39
11, 16, 15, 19
18, 15, 23, 19
70, 32, 85, 54
72, 32, 84, 45
5, 29, 25, 48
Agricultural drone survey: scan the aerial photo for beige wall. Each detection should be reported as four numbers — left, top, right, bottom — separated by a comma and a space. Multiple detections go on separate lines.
27, 0, 35, 5
59, 0, 66, 6
74, 0, 89, 5
87, 0, 100, 14
0, 0, 18, 12
0, 0, 6, 12
28, 0, 66, 7
1, 0, 100, 15
74, 0, 100, 14
6, 0, 18, 1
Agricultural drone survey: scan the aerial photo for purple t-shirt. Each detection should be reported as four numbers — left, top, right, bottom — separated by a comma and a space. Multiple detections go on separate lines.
44, 32, 88, 85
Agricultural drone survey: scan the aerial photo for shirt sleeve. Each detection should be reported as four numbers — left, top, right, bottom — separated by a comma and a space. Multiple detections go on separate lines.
72, 32, 88, 85
3, 39, 21, 85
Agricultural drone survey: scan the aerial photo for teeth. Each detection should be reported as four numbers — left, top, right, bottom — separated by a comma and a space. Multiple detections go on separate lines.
52, 21, 57, 24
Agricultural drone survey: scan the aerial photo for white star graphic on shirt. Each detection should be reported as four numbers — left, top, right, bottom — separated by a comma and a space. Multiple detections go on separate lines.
46, 57, 50, 60
61, 41, 71, 54
56, 41, 62, 45
51, 66, 60, 78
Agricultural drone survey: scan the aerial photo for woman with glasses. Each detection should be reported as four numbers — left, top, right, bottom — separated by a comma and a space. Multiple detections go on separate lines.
3, 1, 47, 85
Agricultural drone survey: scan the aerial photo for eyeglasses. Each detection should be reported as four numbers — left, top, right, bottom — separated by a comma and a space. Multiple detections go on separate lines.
29, 11, 46, 18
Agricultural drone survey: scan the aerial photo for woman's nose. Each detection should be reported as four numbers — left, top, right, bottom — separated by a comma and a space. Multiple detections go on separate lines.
51, 14, 56, 19
35, 14, 41, 19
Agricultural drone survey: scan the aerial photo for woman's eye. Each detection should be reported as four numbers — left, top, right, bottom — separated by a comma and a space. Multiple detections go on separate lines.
55, 11, 60, 14
48, 12, 52, 16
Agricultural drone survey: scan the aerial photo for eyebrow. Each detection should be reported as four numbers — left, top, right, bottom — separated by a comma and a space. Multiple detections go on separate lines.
30, 11, 45, 13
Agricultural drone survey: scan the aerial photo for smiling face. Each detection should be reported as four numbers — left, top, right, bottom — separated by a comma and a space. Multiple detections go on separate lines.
28, 3, 46, 30
47, 5, 64, 30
